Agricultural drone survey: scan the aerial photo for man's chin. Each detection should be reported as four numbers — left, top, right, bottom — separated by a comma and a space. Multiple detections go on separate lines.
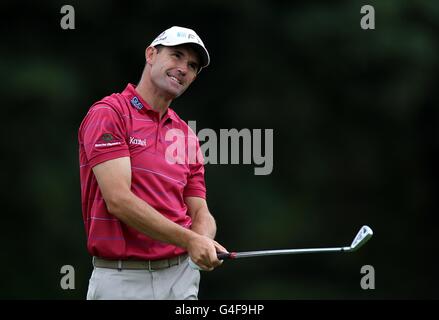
170, 87, 187, 99
160, 88, 180, 100
156, 82, 185, 100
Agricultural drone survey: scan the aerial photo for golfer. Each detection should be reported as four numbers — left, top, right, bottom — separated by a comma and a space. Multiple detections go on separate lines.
78, 26, 227, 300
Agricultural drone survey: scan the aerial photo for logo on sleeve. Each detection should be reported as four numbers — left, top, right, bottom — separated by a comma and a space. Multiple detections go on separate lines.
94, 133, 122, 148
101, 133, 113, 141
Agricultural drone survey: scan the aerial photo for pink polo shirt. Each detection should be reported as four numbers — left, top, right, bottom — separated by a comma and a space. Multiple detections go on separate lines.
78, 83, 206, 260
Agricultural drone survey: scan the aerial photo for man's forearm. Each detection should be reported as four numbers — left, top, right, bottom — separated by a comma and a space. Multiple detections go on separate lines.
190, 207, 217, 239
107, 191, 197, 249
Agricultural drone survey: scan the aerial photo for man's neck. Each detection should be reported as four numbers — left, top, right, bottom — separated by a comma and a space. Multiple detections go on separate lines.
136, 77, 172, 119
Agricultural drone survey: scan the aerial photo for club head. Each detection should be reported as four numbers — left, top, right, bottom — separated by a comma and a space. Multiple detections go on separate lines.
349, 225, 373, 252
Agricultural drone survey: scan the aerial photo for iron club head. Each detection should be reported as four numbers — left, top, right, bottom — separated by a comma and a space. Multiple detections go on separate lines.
348, 225, 373, 252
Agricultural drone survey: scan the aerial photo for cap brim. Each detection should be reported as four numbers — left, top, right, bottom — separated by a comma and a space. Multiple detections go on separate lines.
187, 43, 210, 69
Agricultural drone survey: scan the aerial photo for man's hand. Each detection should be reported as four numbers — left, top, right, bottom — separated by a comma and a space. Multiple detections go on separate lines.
184, 196, 226, 270
186, 233, 228, 271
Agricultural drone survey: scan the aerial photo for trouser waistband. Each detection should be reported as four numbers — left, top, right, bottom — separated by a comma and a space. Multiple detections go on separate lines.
92, 254, 188, 271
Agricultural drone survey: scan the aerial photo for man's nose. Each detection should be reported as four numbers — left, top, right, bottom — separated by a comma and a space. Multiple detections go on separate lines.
177, 61, 188, 75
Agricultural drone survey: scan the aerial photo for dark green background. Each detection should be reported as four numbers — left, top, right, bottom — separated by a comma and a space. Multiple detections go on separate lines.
1, 0, 438, 299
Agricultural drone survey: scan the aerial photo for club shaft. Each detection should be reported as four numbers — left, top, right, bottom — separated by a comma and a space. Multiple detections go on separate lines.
218, 247, 352, 259
216, 226, 373, 260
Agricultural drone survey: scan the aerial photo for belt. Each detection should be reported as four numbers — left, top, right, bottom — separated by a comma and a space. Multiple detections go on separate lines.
93, 254, 187, 271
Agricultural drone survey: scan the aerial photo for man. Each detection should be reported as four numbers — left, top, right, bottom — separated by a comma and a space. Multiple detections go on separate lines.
78, 26, 227, 300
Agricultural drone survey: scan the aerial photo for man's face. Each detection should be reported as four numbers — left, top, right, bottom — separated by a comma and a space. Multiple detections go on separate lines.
147, 45, 201, 99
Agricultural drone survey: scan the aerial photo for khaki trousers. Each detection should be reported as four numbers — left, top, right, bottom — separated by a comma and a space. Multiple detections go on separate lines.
86, 256, 200, 300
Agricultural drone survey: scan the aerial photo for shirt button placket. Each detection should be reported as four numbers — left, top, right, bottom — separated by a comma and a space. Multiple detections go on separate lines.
153, 114, 159, 151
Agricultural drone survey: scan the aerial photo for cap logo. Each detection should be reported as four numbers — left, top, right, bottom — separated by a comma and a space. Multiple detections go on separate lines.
130, 96, 144, 110
188, 34, 201, 44
155, 31, 167, 42
177, 31, 187, 38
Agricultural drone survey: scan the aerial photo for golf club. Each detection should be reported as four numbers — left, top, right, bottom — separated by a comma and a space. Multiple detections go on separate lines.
189, 225, 373, 269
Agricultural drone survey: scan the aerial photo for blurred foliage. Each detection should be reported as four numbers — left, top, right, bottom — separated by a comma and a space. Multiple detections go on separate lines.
0, 0, 438, 299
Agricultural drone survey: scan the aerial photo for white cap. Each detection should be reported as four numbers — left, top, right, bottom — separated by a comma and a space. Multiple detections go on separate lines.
150, 26, 210, 70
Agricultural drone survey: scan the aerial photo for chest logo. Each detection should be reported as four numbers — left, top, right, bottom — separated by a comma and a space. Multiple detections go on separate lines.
129, 136, 147, 147
130, 96, 144, 110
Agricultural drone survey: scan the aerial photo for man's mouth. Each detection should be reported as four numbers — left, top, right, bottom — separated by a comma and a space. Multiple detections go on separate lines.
167, 73, 182, 85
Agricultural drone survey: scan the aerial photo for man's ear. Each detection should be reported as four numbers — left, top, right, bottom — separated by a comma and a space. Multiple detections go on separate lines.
145, 46, 156, 65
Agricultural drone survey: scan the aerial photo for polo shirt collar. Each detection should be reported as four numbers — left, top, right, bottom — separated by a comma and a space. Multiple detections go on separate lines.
166, 107, 179, 122
123, 83, 178, 122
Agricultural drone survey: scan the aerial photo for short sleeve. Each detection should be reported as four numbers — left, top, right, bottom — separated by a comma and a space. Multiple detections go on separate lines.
79, 104, 130, 168
183, 137, 206, 199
